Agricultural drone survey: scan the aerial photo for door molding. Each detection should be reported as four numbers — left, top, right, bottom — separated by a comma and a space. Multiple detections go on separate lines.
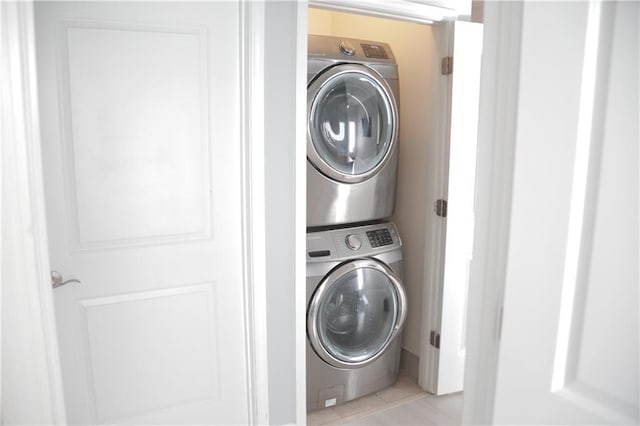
462, 1, 523, 424
240, 1, 270, 423
294, 4, 309, 424
239, 1, 309, 423
1, 1, 67, 423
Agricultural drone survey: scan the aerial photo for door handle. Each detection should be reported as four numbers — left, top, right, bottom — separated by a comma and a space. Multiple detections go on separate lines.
51, 270, 81, 289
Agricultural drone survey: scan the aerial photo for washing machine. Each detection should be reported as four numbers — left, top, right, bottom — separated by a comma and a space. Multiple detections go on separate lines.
307, 35, 400, 228
306, 221, 407, 411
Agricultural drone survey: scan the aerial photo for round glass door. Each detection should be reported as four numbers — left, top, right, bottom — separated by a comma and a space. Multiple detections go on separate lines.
307, 64, 397, 183
308, 259, 407, 368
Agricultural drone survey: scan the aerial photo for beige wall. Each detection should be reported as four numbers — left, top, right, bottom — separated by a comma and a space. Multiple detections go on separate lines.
308, 9, 442, 358
308, 8, 333, 35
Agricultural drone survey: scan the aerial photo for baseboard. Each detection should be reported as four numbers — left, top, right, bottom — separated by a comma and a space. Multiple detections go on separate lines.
400, 348, 420, 380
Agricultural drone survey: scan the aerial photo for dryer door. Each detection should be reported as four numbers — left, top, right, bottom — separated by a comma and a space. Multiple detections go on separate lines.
308, 258, 407, 369
307, 64, 398, 184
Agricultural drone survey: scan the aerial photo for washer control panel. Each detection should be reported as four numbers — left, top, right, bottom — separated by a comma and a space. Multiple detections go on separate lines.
366, 228, 393, 247
307, 222, 402, 261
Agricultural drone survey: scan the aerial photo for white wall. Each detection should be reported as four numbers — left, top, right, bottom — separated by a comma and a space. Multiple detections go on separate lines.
308, 9, 442, 358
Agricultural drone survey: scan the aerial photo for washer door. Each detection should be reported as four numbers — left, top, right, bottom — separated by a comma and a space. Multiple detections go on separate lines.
308, 258, 407, 369
307, 64, 398, 184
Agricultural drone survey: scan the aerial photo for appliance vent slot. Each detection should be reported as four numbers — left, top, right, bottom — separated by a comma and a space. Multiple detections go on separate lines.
308, 250, 331, 258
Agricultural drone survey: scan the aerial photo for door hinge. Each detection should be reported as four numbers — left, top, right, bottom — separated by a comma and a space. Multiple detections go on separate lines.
441, 56, 453, 75
429, 330, 441, 349
435, 199, 448, 218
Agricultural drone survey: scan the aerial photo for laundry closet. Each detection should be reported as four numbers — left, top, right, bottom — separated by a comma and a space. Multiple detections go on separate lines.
306, 4, 483, 419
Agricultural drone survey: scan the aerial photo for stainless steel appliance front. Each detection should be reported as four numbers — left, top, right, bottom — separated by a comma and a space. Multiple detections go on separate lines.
306, 222, 406, 411
307, 35, 400, 227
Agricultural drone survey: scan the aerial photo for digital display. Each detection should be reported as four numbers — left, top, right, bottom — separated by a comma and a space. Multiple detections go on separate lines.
361, 43, 389, 59
366, 229, 393, 247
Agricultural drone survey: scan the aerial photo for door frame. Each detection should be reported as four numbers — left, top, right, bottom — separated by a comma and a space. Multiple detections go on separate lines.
1, 1, 67, 423
240, 1, 271, 423
307, 0, 459, 397
461, 1, 523, 423
303, 0, 515, 423
3, 1, 273, 423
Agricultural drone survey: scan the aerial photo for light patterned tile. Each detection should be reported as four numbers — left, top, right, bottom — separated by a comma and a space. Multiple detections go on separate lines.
307, 407, 342, 426
395, 373, 419, 388
419, 392, 463, 424
332, 393, 388, 418
413, 395, 461, 425
376, 374, 424, 403
336, 392, 464, 426
346, 396, 439, 425
376, 384, 424, 403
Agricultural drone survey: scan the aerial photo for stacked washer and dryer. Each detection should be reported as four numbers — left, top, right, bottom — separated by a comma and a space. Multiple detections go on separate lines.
306, 34, 408, 411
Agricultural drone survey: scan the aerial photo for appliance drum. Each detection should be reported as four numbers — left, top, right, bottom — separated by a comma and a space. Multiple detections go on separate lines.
307, 64, 398, 184
307, 258, 406, 369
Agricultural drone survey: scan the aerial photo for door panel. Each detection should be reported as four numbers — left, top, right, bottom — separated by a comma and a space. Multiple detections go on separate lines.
63, 24, 210, 247
437, 20, 483, 395
493, 1, 638, 423
82, 284, 219, 421
35, 2, 248, 424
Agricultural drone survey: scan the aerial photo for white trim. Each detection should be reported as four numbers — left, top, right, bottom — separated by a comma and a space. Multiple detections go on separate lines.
239, 1, 270, 424
552, 0, 605, 392
294, 2, 309, 424
461, 1, 523, 424
1, 1, 67, 423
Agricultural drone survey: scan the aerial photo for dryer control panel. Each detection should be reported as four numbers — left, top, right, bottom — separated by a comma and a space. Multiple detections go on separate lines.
361, 43, 389, 59
308, 34, 396, 64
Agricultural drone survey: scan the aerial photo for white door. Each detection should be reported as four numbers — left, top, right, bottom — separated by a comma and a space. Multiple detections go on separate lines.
437, 21, 483, 396
492, 1, 638, 423
35, 2, 249, 424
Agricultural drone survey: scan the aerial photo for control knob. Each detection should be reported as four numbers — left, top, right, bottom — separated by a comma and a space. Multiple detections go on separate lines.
339, 41, 356, 56
345, 234, 362, 251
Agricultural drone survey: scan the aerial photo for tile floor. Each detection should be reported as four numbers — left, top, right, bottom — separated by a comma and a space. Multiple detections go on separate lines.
307, 373, 463, 425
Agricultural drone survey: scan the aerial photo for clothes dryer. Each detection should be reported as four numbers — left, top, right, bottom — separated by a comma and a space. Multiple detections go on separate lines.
306, 222, 407, 411
308, 35, 400, 227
